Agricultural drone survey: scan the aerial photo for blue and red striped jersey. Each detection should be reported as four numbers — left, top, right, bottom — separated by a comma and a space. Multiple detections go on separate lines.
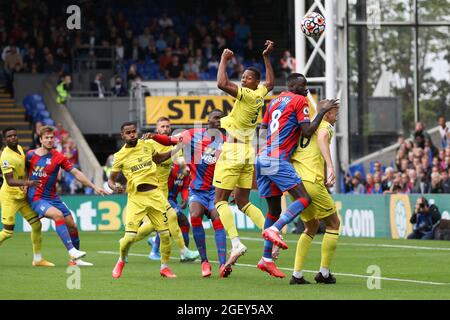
260, 91, 310, 160
26, 149, 74, 201
167, 162, 190, 202
181, 128, 224, 191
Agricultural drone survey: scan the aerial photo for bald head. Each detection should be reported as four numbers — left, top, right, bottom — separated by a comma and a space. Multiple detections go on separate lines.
287, 73, 308, 96
208, 109, 223, 129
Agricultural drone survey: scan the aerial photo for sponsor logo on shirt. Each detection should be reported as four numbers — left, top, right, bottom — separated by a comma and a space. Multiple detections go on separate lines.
32, 166, 47, 178
130, 161, 152, 173
201, 147, 217, 164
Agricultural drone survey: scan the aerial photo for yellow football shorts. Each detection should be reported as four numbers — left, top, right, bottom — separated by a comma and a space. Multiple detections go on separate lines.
0, 195, 40, 226
142, 185, 173, 225
125, 189, 169, 233
160, 185, 169, 199
213, 142, 255, 190
299, 180, 336, 222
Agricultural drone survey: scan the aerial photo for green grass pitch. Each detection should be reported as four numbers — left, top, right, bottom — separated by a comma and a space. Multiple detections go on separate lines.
1, 230, 450, 300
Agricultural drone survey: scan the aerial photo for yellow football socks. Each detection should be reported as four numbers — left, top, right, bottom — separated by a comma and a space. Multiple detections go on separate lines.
30, 220, 42, 254
320, 229, 339, 268
119, 232, 136, 260
159, 230, 171, 264
241, 202, 265, 230
294, 232, 314, 272
167, 207, 186, 250
216, 201, 239, 240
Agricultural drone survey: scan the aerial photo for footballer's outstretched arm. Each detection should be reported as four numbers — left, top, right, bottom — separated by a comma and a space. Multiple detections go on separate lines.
317, 129, 335, 187
141, 133, 180, 146
71, 168, 110, 195
217, 49, 238, 98
299, 99, 339, 139
262, 40, 275, 92
153, 143, 182, 164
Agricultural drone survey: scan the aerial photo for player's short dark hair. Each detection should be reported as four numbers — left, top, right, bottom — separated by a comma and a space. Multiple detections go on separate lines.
437, 115, 446, 120
120, 121, 137, 132
286, 73, 307, 87
246, 67, 261, 80
39, 125, 54, 137
2, 127, 17, 137
157, 117, 170, 123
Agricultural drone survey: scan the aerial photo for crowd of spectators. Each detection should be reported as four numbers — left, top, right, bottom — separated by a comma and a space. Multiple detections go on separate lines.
344, 116, 450, 195
0, 0, 273, 98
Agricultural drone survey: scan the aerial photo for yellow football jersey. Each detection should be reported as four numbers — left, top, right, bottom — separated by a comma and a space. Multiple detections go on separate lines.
0, 145, 27, 200
111, 140, 158, 196
148, 140, 173, 190
291, 120, 334, 183
220, 84, 268, 142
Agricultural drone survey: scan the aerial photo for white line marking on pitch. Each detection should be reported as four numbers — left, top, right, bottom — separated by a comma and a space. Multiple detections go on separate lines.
97, 251, 450, 286
222, 235, 450, 251
98, 232, 450, 251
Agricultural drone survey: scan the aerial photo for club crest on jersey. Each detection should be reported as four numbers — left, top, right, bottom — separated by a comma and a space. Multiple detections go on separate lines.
2, 160, 9, 168
303, 107, 310, 116
46, 158, 52, 165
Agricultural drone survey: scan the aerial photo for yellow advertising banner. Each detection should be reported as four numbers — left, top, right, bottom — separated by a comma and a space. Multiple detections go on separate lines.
145, 94, 317, 125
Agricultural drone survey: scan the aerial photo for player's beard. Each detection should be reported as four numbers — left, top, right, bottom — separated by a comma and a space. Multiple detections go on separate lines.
127, 138, 138, 147
8, 141, 18, 149
300, 88, 309, 96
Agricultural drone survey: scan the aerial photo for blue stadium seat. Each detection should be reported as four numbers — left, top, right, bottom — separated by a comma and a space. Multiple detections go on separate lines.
348, 163, 366, 178
31, 94, 43, 102
339, 170, 346, 192
23, 95, 34, 118
144, 58, 154, 67
142, 71, 151, 80
208, 67, 218, 79
42, 118, 55, 126
36, 110, 50, 122
31, 102, 47, 122
200, 72, 211, 80
22, 95, 33, 107
29, 94, 44, 113
136, 63, 144, 74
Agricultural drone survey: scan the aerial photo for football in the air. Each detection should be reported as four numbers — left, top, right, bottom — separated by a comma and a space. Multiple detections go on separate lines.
300, 12, 326, 38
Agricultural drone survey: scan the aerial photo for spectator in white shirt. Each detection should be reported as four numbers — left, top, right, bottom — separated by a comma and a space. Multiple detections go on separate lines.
115, 37, 124, 61
90, 73, 106, 98
159, 13, 173, 29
